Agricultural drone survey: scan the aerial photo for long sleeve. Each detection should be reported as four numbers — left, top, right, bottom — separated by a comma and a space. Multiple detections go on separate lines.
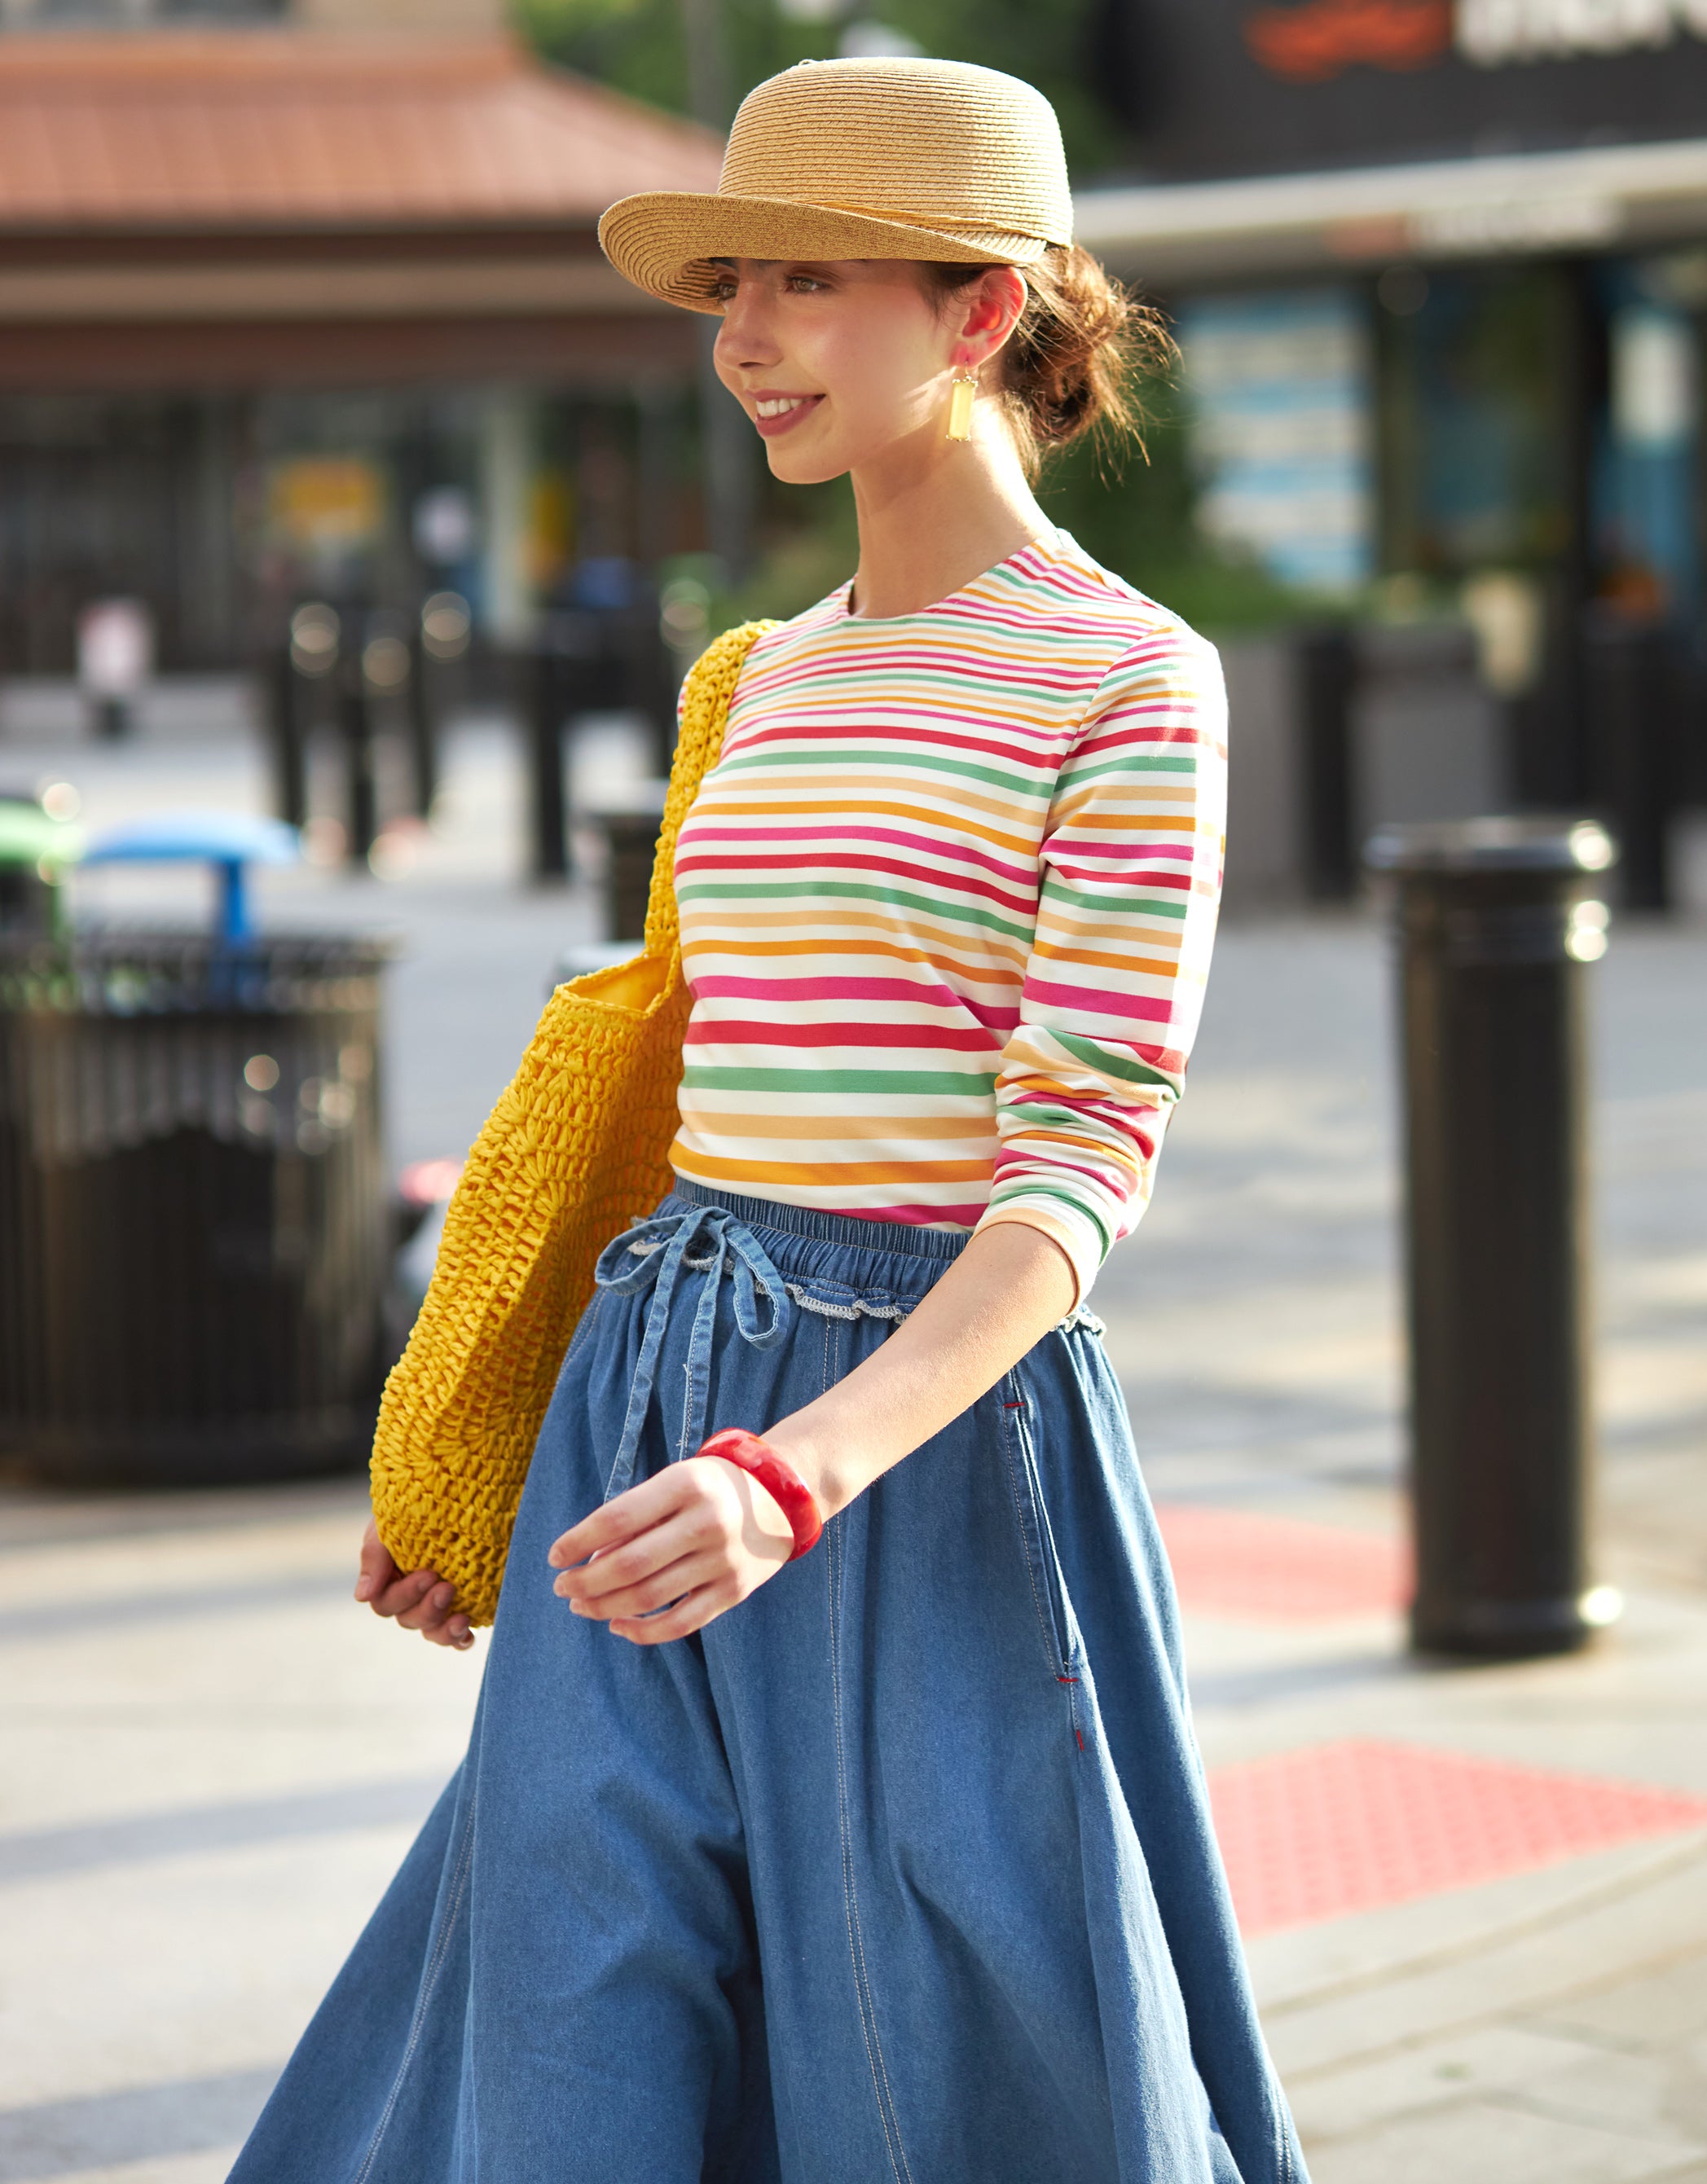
972, 625, 1228, 1304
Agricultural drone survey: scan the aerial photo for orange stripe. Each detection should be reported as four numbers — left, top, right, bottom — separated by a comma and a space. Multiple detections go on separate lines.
671, 1149, 995, 1187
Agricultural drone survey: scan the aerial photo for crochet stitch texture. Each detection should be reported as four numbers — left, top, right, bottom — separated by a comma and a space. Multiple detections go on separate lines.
369, 621, 771, 1624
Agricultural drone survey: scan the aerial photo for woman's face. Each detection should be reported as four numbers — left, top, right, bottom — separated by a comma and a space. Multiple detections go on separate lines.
710, 258, 1013, 484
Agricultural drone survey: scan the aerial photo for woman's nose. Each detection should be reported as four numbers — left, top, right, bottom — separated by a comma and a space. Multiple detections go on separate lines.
715, 291, 781, 375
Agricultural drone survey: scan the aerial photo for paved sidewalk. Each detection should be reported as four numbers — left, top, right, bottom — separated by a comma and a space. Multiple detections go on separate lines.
2, 709, 1705, 2182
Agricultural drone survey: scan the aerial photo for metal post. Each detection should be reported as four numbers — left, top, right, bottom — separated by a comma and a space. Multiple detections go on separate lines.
406, 627, 439, 819
1584, 616, 1676, 912
1366, 815, 1621, 1659
528, 644, 570, 885
1298, 625, 1357, 902
338, 656, 377, 868
270, 644, 308, 828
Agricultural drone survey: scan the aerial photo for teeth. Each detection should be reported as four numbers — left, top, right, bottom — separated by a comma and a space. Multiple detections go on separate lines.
755, 398, 807, 419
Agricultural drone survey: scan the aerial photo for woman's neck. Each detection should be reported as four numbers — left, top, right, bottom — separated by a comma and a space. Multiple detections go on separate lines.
846, 416, 1052, 620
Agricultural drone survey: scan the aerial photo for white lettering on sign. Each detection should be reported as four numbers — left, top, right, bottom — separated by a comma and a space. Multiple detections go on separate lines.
1458, 0, 1707, 63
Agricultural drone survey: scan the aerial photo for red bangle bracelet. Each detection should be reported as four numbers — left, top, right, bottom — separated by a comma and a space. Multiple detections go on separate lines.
696, 1428, 824, 1561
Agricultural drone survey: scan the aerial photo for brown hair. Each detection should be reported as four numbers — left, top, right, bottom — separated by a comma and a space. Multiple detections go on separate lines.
922, 245, 1173, 477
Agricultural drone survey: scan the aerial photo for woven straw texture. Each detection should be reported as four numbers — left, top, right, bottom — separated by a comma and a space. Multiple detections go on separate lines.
599, 57, 1072, 314
369, 620, 772, 1624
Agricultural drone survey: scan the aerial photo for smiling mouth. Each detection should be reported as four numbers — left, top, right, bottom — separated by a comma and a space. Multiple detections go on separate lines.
750, 394, 822, 437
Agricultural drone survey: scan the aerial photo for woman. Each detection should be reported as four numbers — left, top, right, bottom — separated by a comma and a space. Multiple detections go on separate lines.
232, 56, 1307, 2184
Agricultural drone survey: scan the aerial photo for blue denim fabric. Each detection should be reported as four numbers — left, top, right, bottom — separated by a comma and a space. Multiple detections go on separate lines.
231, 1185, 1306, 2184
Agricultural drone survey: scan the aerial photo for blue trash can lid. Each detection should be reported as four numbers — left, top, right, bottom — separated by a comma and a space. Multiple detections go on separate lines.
83, 811, 300, 868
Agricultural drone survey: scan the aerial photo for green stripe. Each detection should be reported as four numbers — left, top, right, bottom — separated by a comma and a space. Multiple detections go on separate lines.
1058, 754, 1198, 784
1051, 1029, 1181, 1092
680, 1066, 996, 1096
677, 878, 1035, 943
1039, 875, 1188, 921
761, 662, 1086, 703
713, 746, 1053, 797
990, 1182, 1111, 1255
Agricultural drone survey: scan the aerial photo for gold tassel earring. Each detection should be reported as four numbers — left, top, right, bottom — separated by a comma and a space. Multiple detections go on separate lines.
945, 371, 977, 442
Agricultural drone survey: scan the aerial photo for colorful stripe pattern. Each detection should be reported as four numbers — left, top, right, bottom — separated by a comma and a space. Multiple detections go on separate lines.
669, 530, 1228, 1301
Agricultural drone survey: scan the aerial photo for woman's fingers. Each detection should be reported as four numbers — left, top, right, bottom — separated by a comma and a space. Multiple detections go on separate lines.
369, 1567, 439, 1619
609, 1580, 738, 1646
399, 1584, 477, 1650
566, 1549, 722, 1624
395, 1579, 456, 1631
548, 1468, 687, 1571
552, 1506, 707, 1609
354, 1519, 402, 1606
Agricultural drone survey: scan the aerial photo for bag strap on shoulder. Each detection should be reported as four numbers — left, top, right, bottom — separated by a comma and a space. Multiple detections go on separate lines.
643, 619, 775, 959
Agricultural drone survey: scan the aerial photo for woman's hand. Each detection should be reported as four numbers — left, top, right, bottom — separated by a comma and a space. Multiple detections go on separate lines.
548, 1457, 794, 1645
355, 1519, 474, 1650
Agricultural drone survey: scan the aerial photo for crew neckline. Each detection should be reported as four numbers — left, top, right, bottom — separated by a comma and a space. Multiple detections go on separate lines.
834, 526, 1065, 626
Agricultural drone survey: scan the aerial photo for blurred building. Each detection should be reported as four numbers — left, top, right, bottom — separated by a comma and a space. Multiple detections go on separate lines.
0, 0, 720, 672
1084, 0, 1707, 810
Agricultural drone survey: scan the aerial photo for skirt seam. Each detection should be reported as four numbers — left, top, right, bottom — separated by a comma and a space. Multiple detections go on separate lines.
826, 1517, 917, 2184
350, 1781, 480, 2184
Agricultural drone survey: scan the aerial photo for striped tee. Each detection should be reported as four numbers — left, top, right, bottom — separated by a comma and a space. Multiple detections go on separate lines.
669, 528, 1228, 1303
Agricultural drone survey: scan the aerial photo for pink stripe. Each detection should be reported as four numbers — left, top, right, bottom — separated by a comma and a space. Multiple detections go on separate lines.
691, 974, 1020, 1035
1023, 978, 1174, 1024
686, 822, 1035, 890
829, 1201, 988, 1227
684, 1019, 996, 1052
675, 849, 1037, 918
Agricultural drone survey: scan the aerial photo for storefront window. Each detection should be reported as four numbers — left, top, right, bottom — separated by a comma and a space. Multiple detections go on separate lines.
1377, 264, 1576, 578
1176, 286, 1376, 596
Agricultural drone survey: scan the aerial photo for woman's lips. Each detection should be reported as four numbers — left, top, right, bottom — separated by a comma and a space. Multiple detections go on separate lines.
750, 394, 824, 440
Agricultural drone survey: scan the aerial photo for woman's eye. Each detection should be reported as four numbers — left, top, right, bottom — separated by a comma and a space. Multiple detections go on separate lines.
785, 275, 826, 293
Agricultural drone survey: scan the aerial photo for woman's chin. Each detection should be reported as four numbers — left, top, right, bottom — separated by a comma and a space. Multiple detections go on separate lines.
765, 442, 851, 486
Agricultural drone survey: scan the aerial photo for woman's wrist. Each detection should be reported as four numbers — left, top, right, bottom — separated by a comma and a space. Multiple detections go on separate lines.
755, 1413, 852, 1522
697, 1429, 824, 1559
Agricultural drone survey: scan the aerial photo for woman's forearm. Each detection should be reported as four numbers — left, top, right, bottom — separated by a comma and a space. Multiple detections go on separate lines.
763, 1221, 1076, 1519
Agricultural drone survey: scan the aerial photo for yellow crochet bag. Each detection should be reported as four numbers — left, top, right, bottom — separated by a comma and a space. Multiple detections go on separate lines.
370, 619, 772, 1624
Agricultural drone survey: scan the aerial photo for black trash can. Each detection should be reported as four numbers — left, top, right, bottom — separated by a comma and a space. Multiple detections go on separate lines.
0, 930, 394, 1486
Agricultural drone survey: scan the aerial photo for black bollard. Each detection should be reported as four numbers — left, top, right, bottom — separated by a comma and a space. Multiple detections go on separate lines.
1298, 625, 1357, 903
338, 657, 377, 867
1583, 616, 1678, 913
270, 644, 308, 828
406, 628, 439, 819
1366, 816, 1622, 1659
597, 809, 664, 942
528, 644, 572, 885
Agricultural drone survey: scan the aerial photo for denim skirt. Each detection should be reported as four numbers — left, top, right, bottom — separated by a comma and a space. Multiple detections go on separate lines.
231, 1184, 1306, 2184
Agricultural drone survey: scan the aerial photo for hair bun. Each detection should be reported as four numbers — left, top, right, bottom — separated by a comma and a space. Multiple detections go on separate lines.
927, 244, 1173, 476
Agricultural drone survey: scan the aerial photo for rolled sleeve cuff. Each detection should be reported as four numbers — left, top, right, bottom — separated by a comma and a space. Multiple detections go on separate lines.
970, 1201, 1097, 1315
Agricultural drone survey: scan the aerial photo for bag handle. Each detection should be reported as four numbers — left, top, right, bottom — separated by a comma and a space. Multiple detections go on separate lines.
642, 619, 773, 960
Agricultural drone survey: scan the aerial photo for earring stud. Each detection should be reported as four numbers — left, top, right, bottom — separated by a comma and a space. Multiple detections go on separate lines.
945, 371, 977, 442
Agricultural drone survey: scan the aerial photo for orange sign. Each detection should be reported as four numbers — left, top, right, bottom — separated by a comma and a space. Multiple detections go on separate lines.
1244, 0, 1452, 82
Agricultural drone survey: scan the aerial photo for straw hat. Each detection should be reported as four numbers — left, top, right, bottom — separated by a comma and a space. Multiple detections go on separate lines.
598, 57, 1073, 314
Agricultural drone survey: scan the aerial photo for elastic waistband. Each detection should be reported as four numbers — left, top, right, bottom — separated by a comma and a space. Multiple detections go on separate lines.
670, 1180, 971, 1263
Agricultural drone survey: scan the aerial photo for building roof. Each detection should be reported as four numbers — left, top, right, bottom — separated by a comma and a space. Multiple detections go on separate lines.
0, 31, 723, 232
1078, 135, 1707, 288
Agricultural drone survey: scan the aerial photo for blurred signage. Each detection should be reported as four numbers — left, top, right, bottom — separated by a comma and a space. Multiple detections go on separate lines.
268, 459, 385, 552
1108, 0, 1707, 177
1177, 288, 1375, 592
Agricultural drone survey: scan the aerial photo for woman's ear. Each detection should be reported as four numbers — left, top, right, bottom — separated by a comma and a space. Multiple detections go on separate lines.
956, 266, 1028, 363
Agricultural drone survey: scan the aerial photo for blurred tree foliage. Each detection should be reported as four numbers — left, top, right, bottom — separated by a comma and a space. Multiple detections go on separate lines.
510, 0, 1119, 173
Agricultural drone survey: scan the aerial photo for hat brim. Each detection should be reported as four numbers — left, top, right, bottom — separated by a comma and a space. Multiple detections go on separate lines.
598, 191, 1052, 314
